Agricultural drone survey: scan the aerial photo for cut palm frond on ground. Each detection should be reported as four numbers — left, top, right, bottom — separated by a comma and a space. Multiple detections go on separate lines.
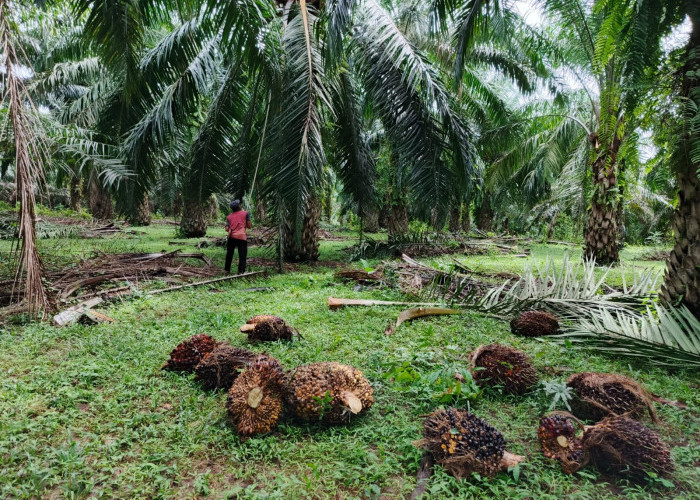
405, 255, 697, 369
428, 254, 661, 318
327, 297, 440, 310
385, 307, 462, 335
549, 305, 700, 369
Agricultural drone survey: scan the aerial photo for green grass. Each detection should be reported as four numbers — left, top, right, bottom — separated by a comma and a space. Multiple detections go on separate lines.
0, 222, 698, 499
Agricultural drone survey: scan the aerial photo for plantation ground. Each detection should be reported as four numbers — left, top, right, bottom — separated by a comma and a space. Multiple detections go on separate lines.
0, 220, 698, 499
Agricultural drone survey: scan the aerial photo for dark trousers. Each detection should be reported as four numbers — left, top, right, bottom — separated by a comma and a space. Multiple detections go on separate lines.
225, 237, 247, 274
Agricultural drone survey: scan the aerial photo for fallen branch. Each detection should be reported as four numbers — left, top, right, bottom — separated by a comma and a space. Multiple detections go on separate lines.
149, 271, 264, 295
53, 297, 103, 326
328, 297, 440, 310
386, 307, 462, 335
410, 452, 434, 500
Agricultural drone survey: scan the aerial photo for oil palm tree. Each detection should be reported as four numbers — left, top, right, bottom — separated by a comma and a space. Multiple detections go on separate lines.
474, 0, 665, 263
633, 0, 700, 317
90, 0, 479, 260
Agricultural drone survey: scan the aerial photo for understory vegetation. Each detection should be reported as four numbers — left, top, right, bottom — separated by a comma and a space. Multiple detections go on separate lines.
1, 225, 698, 499
1, 0, 699, 497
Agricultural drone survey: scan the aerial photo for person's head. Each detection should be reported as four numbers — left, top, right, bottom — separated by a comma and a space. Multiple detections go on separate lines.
230, 199, 241, 211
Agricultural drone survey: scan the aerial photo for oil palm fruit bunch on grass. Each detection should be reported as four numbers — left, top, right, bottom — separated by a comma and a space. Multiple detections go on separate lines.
162, 334, 218, 372
538, 413, 673, 479
566, 372, 658, 422
469, 344, 538, 394
240, 315, 297, 342
417, 408, 525, 478
285, 362, 373, 424
194, 343, 258, 390
510, 310, 560, 337
582, 416, 674, 478
226, 356, 286, 436
538, 414, 587, 474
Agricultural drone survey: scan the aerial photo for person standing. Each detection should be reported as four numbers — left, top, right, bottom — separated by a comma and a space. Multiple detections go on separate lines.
224, 199, 252, 274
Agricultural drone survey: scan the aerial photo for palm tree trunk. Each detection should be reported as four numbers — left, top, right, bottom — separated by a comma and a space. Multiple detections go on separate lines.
461, 203, 471, 233
662, 12, 700, 318
180, 200, 209, 237
129, 192, 152, 226
616, 159, 627, 247
448, 205, 460, 232
430, 207, 441, 231
363, 208, 379, 233
284, 195, 321, 261
475, 196, 493, 232
255, 198, 266, 224
584, 136, 621, 265
387, 201, 409, 242
173, 192, 182, 217
89, 176, 113, 220
378, 204, 389, 229
69, 176, 81, 211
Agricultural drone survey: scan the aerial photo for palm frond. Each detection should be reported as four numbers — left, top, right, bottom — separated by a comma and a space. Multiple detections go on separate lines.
264, 6, 329, 244
323, 0, 357, 63
427, 254, 660, 317
354, 0, 478, 216
550, 305, 700, 369
184, 60, 250, 204
329, 67, 377, 217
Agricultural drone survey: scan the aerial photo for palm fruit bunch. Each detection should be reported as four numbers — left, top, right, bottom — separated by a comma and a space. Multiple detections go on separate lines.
226, 356, 286, 436
285, 362, 373, 425
468, 344, 538, 395
582, 416, 674, 478
538, 414, 587, 474
537, 413, 673, 479
240, 315, 297, 342
566, 372, 658, 422
418, 408, 525, 478
194, 343, 259, 390
510, 310, 560, 337
162, 334, 218, 372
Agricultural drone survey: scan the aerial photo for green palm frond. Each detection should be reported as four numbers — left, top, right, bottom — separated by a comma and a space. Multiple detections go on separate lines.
265, 6, 329, 243
204, 0, 272, 51
121, 31, 219, 192
323, 0, 357, 63
50, 125, 130, 187
426, 254, 660, 317
73, 0, 147, 86
550, 305, 700, 369
329, 68, 377, 217
32, 57, 102, 97
59, 78, 119, 128
354, 0, 478, 215
184, 61, 250, 205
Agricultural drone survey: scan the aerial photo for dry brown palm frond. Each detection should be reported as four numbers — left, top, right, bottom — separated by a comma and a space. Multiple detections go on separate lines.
1, 0, 52, 317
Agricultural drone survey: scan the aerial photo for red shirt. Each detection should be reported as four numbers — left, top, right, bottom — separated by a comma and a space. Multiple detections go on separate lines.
226, 210, 249, 240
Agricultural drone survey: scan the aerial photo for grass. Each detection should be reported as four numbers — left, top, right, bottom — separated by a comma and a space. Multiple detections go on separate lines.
0, 219, 698, 499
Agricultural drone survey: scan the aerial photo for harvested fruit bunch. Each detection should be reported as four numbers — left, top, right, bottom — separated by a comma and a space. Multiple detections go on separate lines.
567, 372, 658, 422
510, 310, 559, 337
537, 413, 673, 479
582, 416, 674, 478
162, 334, 218, 372
469, 344, 538, 394
285, 362, 373, 425
240, 316, 297, 342
194, 343, 258, 390
246, 315, 284, 325
227, 356, 286, 436
418, 408, 525, 478
538, 414, 587, 474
